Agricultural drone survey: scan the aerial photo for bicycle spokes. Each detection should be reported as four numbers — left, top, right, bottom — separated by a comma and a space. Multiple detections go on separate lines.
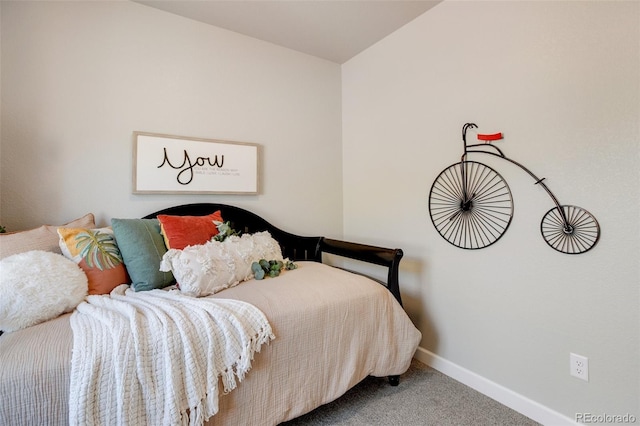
541, 205, 600, 254
428, 123, 600, 254
429, 161, 513, 249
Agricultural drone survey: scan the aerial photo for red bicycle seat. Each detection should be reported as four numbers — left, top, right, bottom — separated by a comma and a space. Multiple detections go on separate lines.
477, 132, 503, 141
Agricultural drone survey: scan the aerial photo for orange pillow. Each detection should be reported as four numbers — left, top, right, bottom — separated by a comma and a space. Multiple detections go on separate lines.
157, 211, 224, 250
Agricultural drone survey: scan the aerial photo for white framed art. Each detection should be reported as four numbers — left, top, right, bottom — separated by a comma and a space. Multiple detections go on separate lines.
133, 132, 259, 194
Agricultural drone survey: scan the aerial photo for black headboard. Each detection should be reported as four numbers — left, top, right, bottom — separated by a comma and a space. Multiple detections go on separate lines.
143, 203, 323, 262
144, 203, 404, 305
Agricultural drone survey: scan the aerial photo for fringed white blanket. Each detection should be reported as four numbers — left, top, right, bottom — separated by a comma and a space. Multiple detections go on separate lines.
68, 285, 274, 426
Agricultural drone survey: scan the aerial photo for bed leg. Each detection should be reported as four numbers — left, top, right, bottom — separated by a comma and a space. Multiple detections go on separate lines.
388, 375, 400, 386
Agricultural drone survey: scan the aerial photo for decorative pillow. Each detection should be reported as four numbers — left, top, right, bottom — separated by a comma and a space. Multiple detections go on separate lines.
57, 227, 129, 295
0, 213, 95, 260
111, 218, 174, 292
0, 250, 88, 332
160, 231, 283, 297
157, 211, 224, 250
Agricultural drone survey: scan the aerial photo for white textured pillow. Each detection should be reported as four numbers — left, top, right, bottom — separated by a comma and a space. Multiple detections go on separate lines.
160, 231, 283, 297
0, 250, 88, 332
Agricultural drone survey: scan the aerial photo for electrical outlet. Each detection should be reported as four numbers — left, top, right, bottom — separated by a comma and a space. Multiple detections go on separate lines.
570, 353, 589, 381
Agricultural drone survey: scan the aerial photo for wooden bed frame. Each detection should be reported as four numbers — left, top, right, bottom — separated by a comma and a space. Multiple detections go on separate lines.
144, 203, 404, 306
145, 203, 406, 387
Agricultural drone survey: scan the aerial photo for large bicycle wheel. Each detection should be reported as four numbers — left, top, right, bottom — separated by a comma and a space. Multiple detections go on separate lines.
429, 161, 514, 249
540, 205, 600, 254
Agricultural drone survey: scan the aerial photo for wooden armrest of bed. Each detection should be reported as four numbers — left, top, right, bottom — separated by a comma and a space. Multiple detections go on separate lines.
320, 238, 404, 306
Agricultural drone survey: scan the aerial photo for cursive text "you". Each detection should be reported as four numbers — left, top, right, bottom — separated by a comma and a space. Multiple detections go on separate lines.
157, 147, 224, 185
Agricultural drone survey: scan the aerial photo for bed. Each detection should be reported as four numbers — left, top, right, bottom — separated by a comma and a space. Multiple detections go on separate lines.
0, 203, 421, 426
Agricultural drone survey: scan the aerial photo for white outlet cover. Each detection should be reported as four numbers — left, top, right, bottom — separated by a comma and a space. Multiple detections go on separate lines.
570, 352, 589, 381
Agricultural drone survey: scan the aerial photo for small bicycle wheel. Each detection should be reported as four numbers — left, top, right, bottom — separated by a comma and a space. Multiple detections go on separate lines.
429, 161, 514, 249
540, 205, 600, 254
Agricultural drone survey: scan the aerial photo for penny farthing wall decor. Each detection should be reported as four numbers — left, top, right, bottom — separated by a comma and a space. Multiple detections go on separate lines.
428, 123, 600, 254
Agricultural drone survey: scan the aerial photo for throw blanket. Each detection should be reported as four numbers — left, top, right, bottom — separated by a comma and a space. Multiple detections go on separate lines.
69, 285, 274, 426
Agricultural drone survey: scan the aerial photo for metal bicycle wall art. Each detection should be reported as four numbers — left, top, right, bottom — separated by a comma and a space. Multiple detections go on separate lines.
428, 123, 600, 254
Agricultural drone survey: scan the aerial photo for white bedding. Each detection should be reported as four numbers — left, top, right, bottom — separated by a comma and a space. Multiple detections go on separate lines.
0, 261, 421, 426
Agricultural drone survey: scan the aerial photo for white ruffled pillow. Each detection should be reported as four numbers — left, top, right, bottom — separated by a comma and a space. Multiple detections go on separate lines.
0, 250, 88, 332
160, 231, 283, 297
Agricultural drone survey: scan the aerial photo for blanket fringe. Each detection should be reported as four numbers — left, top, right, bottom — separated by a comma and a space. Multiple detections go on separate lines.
70, 290, 274, 426
220, 325, 276, 394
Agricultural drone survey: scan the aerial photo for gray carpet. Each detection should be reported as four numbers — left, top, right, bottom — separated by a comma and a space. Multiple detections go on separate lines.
281, 359, 540, 425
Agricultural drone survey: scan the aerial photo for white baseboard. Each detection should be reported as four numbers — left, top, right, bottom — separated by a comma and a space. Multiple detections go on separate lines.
414, 347, 578, 426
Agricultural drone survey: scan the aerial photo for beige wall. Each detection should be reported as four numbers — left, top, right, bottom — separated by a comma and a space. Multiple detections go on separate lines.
0, 1, 343, 237
342, 0, 639, 422
2, 0, 639, 423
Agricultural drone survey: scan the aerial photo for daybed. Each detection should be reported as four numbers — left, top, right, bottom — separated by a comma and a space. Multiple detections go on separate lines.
0, 203, 421, 426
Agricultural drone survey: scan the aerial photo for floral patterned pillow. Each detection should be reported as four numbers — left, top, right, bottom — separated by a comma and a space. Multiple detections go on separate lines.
57, 227, 129, 295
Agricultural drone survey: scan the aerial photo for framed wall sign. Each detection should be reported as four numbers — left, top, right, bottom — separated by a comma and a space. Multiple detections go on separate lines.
133, 132, 259, 194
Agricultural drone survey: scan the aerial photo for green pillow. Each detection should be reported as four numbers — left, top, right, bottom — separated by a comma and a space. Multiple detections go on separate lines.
111, 218, 174, 291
